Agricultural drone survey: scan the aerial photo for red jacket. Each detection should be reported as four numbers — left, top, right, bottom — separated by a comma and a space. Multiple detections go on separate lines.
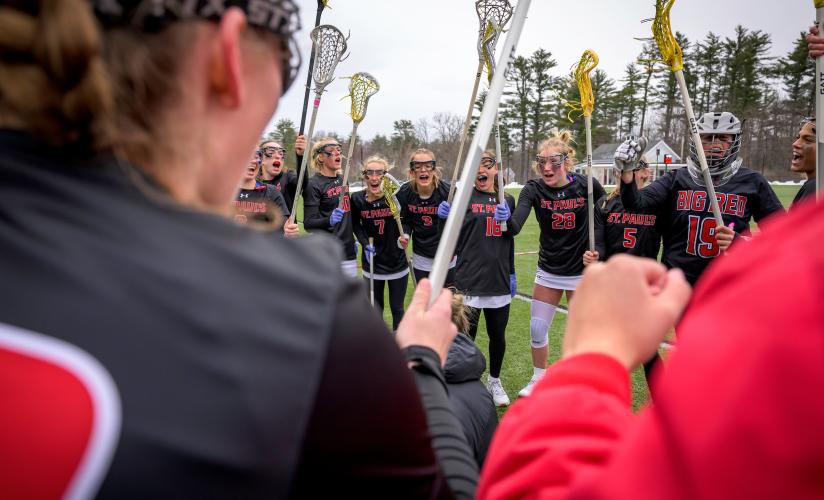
479, 198, 824, 499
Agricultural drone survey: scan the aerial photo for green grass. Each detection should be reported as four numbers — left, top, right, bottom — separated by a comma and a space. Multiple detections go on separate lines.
299, 183, 801, 414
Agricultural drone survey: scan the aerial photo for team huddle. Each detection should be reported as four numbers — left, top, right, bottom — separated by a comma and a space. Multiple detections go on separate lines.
241, 109, 808, 407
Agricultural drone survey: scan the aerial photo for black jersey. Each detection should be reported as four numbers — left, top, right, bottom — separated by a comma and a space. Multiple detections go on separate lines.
234, 182, 289, 223
790, 178, 817, 210
351, 190, 408, 275
261, 170, 298, 211
397, 181, 451, 258
454, 189, 516, 297
621, 166, 784, 285
303, 173, 357, 260
602, 195, 661, 260
510, 175, 606, 276
0, 131, 471, 498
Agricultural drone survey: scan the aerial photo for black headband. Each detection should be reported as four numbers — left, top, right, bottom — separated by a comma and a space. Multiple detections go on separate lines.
91, 0, 302, 89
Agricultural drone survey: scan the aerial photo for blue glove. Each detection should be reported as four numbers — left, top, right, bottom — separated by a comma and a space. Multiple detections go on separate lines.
510, 273, 517, 297
437, 201, 451, 219
494, 202, 511, 222
365, 244, 376, 260
329, 207, 345, 226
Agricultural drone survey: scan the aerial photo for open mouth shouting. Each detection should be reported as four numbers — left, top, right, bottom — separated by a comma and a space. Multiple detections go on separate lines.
476, 172, 491, 190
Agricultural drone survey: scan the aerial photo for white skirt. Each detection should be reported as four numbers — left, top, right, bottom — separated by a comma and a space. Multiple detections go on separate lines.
412, 253, 456, 272
463, 294, 512, 309
362, 267, 410, 280
341, 259, 358, 278
534, 268, 582, 291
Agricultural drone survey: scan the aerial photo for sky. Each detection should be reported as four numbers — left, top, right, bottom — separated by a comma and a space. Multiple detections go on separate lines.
268, 0, 813, 141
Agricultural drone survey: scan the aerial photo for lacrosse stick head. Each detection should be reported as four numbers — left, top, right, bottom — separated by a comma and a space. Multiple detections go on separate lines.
652, 0, 683, 72
310, 24, 348, 93
816, 0, 824, 7
573, 50, 599, 117
480, 21, 499, 81
475, 0, 512, 59
344, 72, 380, 124
381, 173, 403, 215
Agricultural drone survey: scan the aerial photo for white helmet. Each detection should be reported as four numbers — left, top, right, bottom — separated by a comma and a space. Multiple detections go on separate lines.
687, 111, 743, 186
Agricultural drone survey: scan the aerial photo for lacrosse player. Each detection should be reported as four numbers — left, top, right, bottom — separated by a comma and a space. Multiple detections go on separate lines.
790, 118, 817, 209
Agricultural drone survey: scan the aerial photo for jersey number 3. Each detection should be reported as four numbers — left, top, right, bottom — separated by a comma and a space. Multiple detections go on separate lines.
686, 215, 719, 258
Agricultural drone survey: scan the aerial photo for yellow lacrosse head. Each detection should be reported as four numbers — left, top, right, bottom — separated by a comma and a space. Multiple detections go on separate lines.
816, 0, 824, 8
573, 49, 599, 118
381, 174, 401, 216
652, 0, 683, 72
343, 72, 380, 124
321, 0, 331, 7
480, 21, 498, 82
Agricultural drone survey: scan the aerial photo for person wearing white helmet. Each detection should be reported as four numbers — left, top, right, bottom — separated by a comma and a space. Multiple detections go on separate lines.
616, 112, 783, 286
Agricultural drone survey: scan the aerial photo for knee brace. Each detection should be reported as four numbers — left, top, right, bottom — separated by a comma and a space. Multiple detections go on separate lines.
529, 300, 557, 348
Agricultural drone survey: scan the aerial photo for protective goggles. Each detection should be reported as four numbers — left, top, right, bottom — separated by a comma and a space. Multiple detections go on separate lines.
362, 169, 386, 178
319, 144, 342, 156
535, 154, 567, 168
262, 146, 286, 157
479, 157, 497, 168
409, 160, 436, 171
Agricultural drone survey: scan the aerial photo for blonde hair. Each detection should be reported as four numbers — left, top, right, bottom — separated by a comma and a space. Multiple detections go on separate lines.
0, 0, 113, 148
362, 155, 389, 174
534, 129, 577, 177
450, 292, 469, 334
407, 148, 443, 194
310, 136, 339, 172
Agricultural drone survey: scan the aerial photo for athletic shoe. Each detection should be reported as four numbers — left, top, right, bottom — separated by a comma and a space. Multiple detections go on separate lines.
518, 374, 543, 398
487, 378, 510, 407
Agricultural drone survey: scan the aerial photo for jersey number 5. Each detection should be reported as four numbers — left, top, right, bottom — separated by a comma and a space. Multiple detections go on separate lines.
686, 215, 719, 258
623, 228, 637, 248
551, 212, 575, 230
485, 217, 502, 237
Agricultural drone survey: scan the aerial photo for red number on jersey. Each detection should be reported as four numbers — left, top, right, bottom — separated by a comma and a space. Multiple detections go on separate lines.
551, 212, 575, 230
341, 195, 350, 212
421, 215, 433, 227
686, 215, 719, 258
373, 219, 385, 235
485, 217, 502, 237
623, 228, 637, 248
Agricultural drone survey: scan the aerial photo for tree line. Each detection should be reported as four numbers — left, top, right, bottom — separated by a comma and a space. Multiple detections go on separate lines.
267, 27, 813, 184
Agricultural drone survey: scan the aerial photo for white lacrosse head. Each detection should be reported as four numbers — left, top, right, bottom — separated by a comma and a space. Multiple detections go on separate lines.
310, 24, 348, 92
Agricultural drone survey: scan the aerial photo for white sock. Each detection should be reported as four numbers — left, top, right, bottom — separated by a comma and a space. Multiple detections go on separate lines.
533, 367, 546, 379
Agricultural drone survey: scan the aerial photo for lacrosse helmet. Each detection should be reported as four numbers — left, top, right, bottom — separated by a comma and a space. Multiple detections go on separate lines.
687, 111, 743, 187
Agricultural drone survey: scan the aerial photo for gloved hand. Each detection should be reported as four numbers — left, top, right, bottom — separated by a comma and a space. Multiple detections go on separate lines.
365, 244, 376, 260
509, 273, 517, 297
614, 136, 646, 171
329, 207, 345, 226
494, 202, 510, 222
437, 201, 451, 219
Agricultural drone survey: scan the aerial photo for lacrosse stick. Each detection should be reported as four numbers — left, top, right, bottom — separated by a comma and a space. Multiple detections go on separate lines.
482, 20, 508, 231
368, 236, 375, 306
649, 0, 723, 226
447, 0, 513, 203
381, 174, 416, 286
573, 49, 599, 251
299, 1, 331, 135
429, 0, 531, 307
816, 0, 824, 198
288, 24, 348, 224
339, 72, 380, 209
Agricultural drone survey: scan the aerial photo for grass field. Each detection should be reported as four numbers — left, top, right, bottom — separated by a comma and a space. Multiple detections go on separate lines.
301, 184, 801, 414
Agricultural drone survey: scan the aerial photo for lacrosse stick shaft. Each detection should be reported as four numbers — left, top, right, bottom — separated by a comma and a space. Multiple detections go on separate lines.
393, 216, 417, 286
368, 237, 375, 306
817, 6, 824, 199
299, 2, 326, 135
674, 71, 723, 225
584, 115, 596, 251
289, 95, 321, 223
338, 123, 359, 208
448, 61, 485, 203
429, 0, 531, 307
494, 115, 507, 232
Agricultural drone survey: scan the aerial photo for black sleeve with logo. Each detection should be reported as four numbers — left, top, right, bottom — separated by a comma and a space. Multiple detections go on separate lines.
397, 181, 450, 259
603, 195, 661, 260
510, 175, 604, 276
454, 190, 515, 297
234, 184, 288, 224
622, 167, 784, 285
262, 171, 299, 213
303, 173, 356, 260
351, 191, 408, 275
